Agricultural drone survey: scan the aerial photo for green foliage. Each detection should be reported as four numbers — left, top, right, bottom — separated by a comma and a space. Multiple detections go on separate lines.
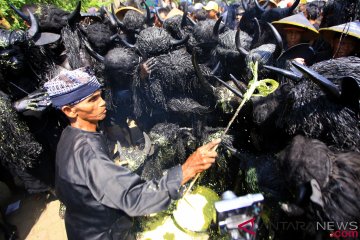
0, 0, 111, 30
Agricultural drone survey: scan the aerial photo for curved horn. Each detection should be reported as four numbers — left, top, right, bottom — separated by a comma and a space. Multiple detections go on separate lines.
141, 0, 152, 26
340, 76, 360, 113
235, 28, 249, 56
83, 40, 105, 62
229, 74, 247, 93
181, 3, 188, 28
80, 13, 102, 21
241, 0, 250, 11
142, 132, 152, 156
103, 6, 117, 27
155, 8, 165, 24
170, 34, 190, 47
291, 61, 341, 99
9, 2, 30, 23
266, 22, 283, 60
187, 16, 197, 26
213, 16, 223, 39
180, 2, 197, 28
211, 61, 220, 75
264, 65, 302, 81
115, 34, 136, 49
192, 50, 214, 93
254, 0, 270, 12
288, 0, 300, 14
213, 76, 243, 98
111, 3, 125, 29
27, 10, 39, 39
67, 1, 81, 27
252, 18, 261, 45
277, 43, 315, 62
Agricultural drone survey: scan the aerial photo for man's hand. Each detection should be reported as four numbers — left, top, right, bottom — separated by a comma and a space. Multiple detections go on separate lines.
140, 57, 157, 80
181, 138, 221, 185
13, 90, 50, 113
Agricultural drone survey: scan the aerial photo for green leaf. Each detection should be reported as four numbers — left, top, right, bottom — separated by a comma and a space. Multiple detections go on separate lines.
251, 78, 279, 97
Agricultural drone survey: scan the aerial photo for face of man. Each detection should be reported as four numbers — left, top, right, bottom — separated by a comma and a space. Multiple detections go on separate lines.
332, 36, 357, 58
285, 29, 302, 48
71, 90, 107, 124
207, 10, 217, 19
155, 12, 167, 27
235, 12, 243, 22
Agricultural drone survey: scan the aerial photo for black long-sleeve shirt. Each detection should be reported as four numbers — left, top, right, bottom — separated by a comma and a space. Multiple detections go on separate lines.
55, 126, 183, 240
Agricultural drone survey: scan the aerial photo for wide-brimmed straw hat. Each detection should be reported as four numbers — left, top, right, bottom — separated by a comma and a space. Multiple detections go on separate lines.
319, 21, 360, 42
272, 13, 319, 41
165, 8, 183, 19
115, 6, 143, 20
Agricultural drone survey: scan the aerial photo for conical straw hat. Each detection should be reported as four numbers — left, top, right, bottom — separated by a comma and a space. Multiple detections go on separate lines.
272, 13, 319, 41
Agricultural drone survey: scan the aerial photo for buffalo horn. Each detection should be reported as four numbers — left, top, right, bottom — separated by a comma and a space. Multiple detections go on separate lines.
103, 6, 117, 27
192, 50, 213, 93
339, 76, 360, 113
241, 0, 250, 11
211, 61, 220, 75
230, 74, 247, 93
235, 28, 249, 56
291, 61, 341, 99
111, 3, 125, 29
117, 35, 136, 49
254, 0, 270, 12
141, 0, 152, 26
142, 132, 152, 156
27, 10, 39, 39
82, 38, 104, 62
266, 22, 283, 60
288, 0, 300, 14
277, 43, 315, 62
213, 76, 243, 98
67, 1, 81, 26
213, 16, 223, 39
264, 65, 302, 81
9, 2, 30, 23
252, 18, 261, 45
170, 34, 190, 47
181, 3, 188, 28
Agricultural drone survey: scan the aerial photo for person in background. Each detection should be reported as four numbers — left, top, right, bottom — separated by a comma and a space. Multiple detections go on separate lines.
203, 1, 219, 20
272, 13, 319, 64
44, 67, 220, 240
297, 0, 307, 15
215, 0, 227, 19
189, 3, 205, 22
306, 3, 320, 29
154, 7, 169, 27
273, 13, 319, 49
313, 21, 360, 62
194, 8, 208, 21
159, 0, 177, 10
235, 6, 245, 25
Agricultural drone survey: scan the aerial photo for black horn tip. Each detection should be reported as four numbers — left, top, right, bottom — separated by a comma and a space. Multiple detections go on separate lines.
67, 1, 82, 26
291, 61, 341, 99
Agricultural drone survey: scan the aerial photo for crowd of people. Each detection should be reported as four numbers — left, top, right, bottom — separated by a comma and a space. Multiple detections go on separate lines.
0, 0, 359, 239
